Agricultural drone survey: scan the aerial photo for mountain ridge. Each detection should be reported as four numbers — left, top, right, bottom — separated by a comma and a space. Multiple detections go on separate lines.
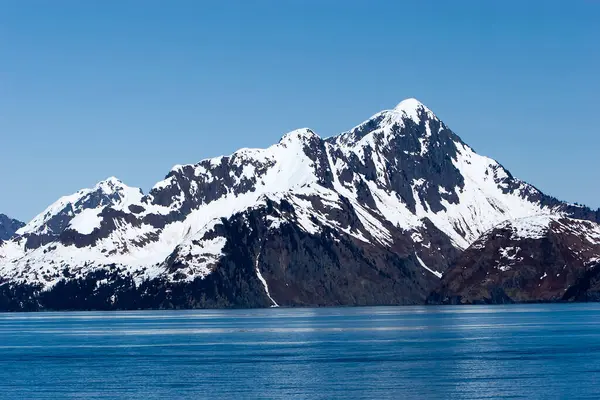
1, 98, 599, 310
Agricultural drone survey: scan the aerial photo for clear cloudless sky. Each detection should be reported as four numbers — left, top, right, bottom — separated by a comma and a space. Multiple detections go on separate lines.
1, 0, 599, 221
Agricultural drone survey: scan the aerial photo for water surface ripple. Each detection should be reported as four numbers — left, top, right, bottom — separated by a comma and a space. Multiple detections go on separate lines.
1, 304, 599, 399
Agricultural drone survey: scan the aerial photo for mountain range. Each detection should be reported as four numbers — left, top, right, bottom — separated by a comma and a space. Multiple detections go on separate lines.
1, 98, 599, 311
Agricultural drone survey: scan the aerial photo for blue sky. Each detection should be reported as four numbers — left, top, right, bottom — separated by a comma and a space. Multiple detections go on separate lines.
2, 0, 599, 221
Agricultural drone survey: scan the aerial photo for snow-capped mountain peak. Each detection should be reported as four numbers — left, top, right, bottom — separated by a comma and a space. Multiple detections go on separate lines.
95, 176, 129, 193
16, 177, 143, 238
279, 128, 320, 144
333, 98, 442, 152
2, 98, 598, 302
393, 97, 435, 123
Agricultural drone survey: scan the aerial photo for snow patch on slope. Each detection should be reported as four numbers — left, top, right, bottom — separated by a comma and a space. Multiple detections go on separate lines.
415, 253, 442, 278
427, 142, 548, 248
496, 214, 556, 240
255, 245, 278, 307
164, 219, 227, 281
68, 208, 103, 234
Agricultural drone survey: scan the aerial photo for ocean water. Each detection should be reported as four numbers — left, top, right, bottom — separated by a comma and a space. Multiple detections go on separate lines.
1, 304, 599, 399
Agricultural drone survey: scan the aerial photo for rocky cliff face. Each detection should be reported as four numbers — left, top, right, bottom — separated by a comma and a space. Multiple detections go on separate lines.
1, 99, 598, 310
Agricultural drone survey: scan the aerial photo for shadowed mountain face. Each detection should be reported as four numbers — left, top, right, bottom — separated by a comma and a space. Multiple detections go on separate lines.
1, 99, 599, 311
0, 214, 24, 242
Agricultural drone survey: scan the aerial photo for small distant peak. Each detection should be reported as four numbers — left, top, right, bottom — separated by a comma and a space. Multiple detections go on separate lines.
96, 176, 123, 187
279, 128, 320, 143
104, 176, 122, 184
93, 177, 132, 195
94, 177, 144, 200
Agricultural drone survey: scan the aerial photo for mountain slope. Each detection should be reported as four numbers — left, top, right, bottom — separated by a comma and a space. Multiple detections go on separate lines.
431, 215, 600, 304
1, 98, 598, 310
0, 214, 24, 241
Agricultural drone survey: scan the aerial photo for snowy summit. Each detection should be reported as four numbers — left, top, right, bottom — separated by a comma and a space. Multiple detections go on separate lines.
1, 99, 599, 310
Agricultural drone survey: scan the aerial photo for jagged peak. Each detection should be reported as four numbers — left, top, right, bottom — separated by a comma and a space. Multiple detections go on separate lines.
17, 177, 143, 236
162, 128, 322, 181
92, 176, 142, 195
0, 214, 25, 241
92, 177, 143, 201
99, 176, 122, 184
94, 176, 126, 191
333, 98, 438, 149
0, 213, 23, 224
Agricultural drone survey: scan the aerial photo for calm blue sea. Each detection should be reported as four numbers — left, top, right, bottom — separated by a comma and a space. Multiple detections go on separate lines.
1, 304, 599, 399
